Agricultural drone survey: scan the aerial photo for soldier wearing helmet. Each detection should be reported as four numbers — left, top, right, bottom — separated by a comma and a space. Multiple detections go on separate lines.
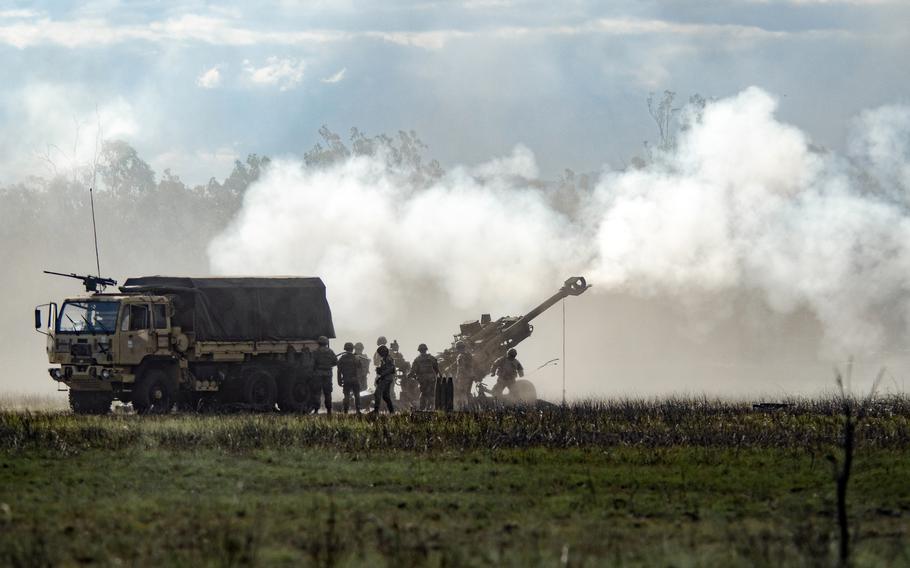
390, 340, 416, 409
373, 344, 396, 413
353, 342, 369, 392
408, 343, 440, 410
373, 336, 388, 367
337, 342, 362, 413
312, 335, 338, 414
489, 347, 524, 397
453, 340, 475, 409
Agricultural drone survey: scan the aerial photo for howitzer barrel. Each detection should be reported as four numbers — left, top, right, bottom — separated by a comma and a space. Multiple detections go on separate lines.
504, 276, 589, 334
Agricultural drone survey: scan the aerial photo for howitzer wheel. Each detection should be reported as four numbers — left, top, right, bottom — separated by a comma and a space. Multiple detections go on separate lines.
506, 380, 537, 404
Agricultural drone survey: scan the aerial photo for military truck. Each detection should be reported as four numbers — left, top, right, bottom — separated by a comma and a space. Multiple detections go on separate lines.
35, 276, 335, 414
437, 276, 589, 405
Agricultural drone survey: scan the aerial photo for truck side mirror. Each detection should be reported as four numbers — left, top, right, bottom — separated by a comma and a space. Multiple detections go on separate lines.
34, 308, 41, 330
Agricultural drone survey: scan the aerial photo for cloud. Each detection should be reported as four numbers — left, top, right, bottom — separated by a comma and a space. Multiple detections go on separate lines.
196, 65, 223, 89
320, 67, 346, 84
243, 57, 306, 90
0, 13, 858, 50
743, 0, 895, 4
0, 9, 41, 19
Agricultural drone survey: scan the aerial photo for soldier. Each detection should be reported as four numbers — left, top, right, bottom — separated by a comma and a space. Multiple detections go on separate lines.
390, 340, 416, 409
313, 336, 338, 414
408, 343, 440, 410
353, 342, 370, 393
337, 342, 362, 413
490, 348, 524, 397
373, 344, 396, 414
373, 336, 388, 367
453, 340, 475, 409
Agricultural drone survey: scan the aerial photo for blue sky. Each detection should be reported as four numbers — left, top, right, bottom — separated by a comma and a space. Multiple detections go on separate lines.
1, 0, 908, 185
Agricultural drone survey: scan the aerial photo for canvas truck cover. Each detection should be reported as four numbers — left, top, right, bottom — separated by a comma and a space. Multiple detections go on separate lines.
121, 277, 335, 342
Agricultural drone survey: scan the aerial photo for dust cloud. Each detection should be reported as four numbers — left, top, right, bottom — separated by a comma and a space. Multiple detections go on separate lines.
208, 87, 910, 398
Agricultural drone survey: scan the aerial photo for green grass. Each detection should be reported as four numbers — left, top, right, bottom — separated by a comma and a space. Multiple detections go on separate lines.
1, 399, 908, 566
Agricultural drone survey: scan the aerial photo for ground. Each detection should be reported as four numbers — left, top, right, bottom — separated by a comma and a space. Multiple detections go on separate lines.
0, 398, 908, 566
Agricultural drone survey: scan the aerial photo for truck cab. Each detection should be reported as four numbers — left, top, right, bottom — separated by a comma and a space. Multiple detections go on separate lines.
38, 293, 176, 412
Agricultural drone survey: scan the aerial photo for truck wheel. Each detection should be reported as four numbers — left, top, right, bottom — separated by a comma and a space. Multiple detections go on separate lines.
278, 375, 310, 412
243, 370, 277, 409
69, 391, 112, 415
132, 369, 175, 414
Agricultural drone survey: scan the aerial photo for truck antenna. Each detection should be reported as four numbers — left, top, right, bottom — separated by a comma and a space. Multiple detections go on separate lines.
90, 184, 101, 277
89, 121, 102, 277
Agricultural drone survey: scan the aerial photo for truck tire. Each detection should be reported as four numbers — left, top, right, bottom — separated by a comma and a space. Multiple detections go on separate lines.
278, 374, 310, 412
132, 368, 175, 414
243, 370, 277, 409
69, 391, 112, 415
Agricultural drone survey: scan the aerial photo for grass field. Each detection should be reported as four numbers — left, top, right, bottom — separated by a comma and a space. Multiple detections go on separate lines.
1, 398, 908, 566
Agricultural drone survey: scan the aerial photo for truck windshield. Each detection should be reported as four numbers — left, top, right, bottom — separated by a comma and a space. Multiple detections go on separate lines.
58, 301, 120, 334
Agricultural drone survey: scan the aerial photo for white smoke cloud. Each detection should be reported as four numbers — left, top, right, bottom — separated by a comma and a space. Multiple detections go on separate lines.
209, 86, 910, 356
0, 82, 139, 180
208, 146, 580, 328
590, 87, 910, 352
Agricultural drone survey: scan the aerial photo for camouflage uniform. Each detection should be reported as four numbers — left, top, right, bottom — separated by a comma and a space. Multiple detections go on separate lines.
390, 343, 416, 409
313, 343, 338, 414
337, 350, 361, 413
373, 336, 388, 368
490, 354, 524, 396
409, 352, 439, 410
353, 344, 370, 392
373, 349, 396, 413
454, 349, 475, 409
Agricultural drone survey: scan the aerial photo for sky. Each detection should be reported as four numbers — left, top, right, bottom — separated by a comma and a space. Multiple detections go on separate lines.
1, 0, 908, 185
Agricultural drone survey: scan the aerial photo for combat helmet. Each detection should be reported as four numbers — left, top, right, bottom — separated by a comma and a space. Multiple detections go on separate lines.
390, 340, 399, 352
418, 343, 428, 353
318, 336, 329, 346
377, 336, 388, 346
455, 340, 466, 352
354, 342, 364, 353
507, 348, 517, 358
343, 341, 354, 352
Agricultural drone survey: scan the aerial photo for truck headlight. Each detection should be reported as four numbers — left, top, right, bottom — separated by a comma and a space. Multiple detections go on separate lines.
50, 368, 63, 380
100, 369, 112, 380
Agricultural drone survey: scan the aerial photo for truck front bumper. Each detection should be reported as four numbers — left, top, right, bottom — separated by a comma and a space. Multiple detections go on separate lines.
50, 365, 131, 389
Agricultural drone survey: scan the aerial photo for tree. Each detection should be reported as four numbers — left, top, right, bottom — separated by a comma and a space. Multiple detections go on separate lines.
647, 90, 679, 153
98, 140, 156, 196
304, 125, 351, 167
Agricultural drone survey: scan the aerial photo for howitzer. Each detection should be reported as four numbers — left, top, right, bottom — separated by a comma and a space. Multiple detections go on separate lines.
436, 276, 589, 404
44, 270, 118, 293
